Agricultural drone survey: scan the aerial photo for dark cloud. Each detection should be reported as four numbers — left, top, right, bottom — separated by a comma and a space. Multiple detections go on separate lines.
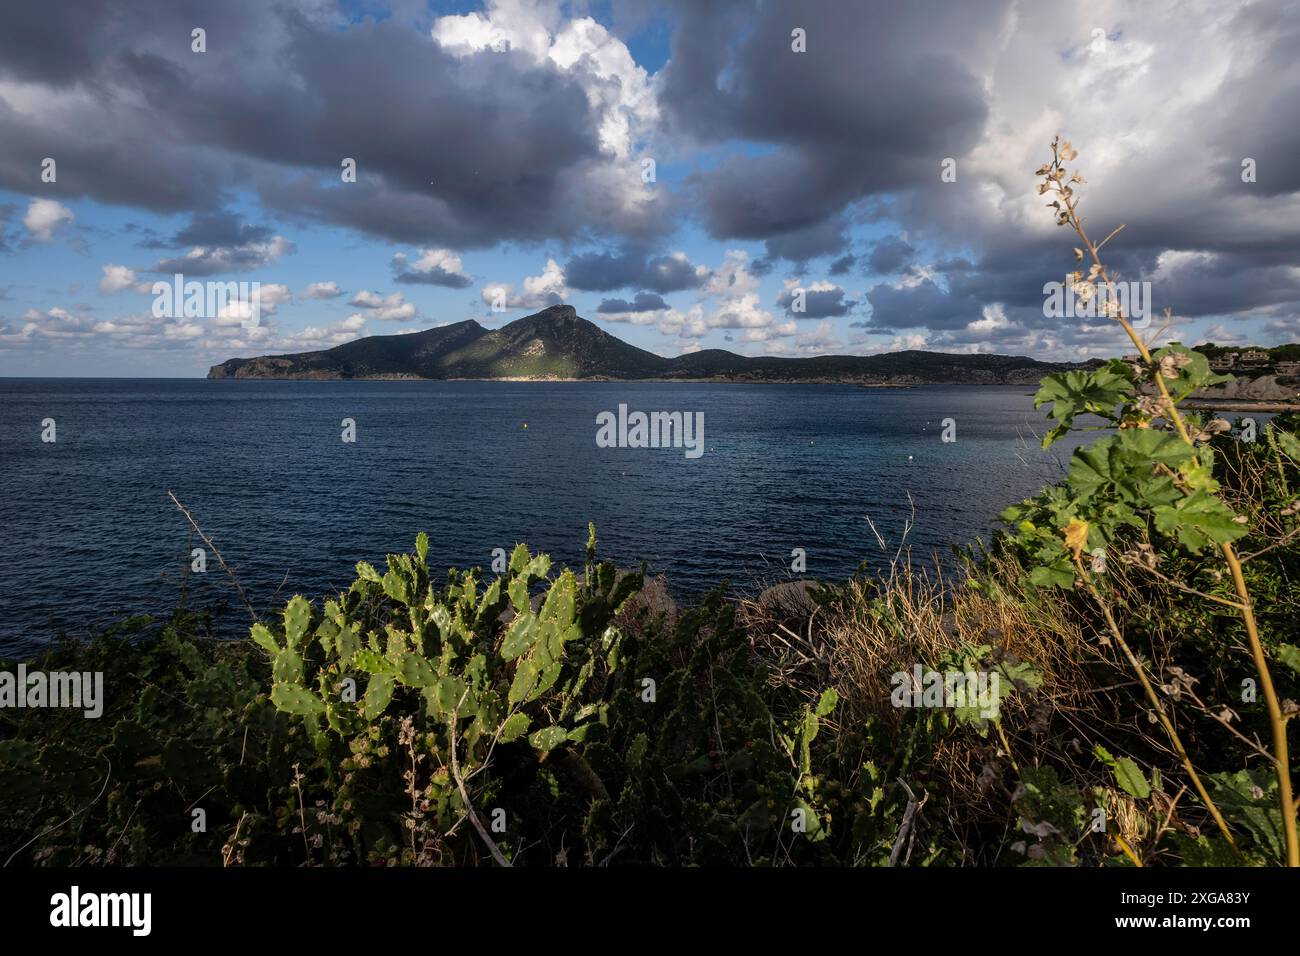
829, 254, 856, 276
866, 236, 915, 274
391, 254, 473, 289
1211, 2, 1300, 197
0, 202, 16, 254
151, 235, 294, 276
171, 213, 272, 248
761, 216, 848, 263
565, 246, 704, 293
661, 0, 1001, 250
597, 292, 669, 313
564, 248, 644, 291
0, 1, 667, 248
777, 284, 855, 319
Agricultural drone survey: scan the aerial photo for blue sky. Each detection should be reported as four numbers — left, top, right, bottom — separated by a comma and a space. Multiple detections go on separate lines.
2, 0, 1298, 376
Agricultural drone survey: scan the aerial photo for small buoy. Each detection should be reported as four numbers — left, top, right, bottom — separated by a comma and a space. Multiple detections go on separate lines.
523, 423, 528, 428
908, 455, 913, 461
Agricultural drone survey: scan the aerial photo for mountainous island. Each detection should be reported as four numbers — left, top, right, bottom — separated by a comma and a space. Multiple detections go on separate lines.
208, 305, 1077, 385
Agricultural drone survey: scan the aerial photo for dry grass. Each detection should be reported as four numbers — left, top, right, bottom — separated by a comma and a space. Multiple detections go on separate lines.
740, 544, 1201, 860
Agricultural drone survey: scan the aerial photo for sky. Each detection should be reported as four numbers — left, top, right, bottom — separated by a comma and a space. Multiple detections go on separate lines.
1, 0, 1298, 376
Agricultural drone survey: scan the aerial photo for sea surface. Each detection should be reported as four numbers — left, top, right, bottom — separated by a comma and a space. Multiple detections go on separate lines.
0, 379, 1092, 655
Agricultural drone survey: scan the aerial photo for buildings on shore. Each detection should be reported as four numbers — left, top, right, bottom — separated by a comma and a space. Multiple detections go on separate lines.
1118, 348, 1298, 377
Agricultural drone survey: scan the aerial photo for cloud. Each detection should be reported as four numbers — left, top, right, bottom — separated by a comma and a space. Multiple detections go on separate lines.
0, 0, 672, 249
657, 304, 708, 340
152, 211, 274, 250
829, 254, 856, 276
481, 259, 569, 310
660, 0, 995, 254
348, 290, 417, 322
98, 264, 137, 294
303, 281, 344, 300
5, 0, 1300, 364
777, 279, 855, 318
597, 292, 669, 313
565, 247, 707, 293
866, 236, 915, 275
392, 248, 473, 288
23, 198, 75, 241
595, 291, 669, 324
151, 236, 295, 276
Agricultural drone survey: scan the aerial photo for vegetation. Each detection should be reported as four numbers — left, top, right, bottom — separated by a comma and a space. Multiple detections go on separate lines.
3, 138, 1297, 866
208, 303, 1070, 384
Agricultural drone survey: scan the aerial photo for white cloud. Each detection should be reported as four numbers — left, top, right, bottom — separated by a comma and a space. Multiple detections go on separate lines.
23, 198, 74, 242
657, 304, 708, 339
481, 258, 569, 310
304, 281, 344, 299
433, 0, 658, 160
347, 290, 416, 322
392, 248, 473, 287
151, 236, 295, 276
98, 264, 137, 294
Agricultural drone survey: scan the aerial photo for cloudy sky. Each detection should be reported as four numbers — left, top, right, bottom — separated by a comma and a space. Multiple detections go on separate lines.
1, 0, 1298, 376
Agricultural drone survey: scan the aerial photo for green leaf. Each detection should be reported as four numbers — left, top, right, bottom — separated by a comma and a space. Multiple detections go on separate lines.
271, 682, 324, 716
525, 554, 552, 579
355, 560, 382, 583
525, 661, 563, 702
508, 543, 530, 574
540, 571, 576, 622
362, 673, 394, 720
528, 725, 568, 752
815, 688, 839, 717
1113, 757, 1151, 799
1028, 562, 1075, 589
250, 623, 279, 654
1272, 427, 1300, 463
1276, 644, 1300, 676
1210, 769, 1284, 863
415, 531, 429, 565
398, 652, 437, 688
1115, 428, 1193, 469
476, 578, 503, 616
1153, 488, 1249, 551
352, 648, 393, 675
335, 623, 358, 664
382, 570, 410, 606
1034, 364, 1133, 441
508, 660, 539, 705
1151, 345, 1232, 400
272, 647, 304, 685
284, 595, 312, 648
435, 675, 467, 714
500, 612, 537, 661
498, 712, 530, 743
508, 577, 530, 614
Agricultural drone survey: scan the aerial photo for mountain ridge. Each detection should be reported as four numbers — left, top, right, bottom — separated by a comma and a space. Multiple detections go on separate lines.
206, 304, 1075, 384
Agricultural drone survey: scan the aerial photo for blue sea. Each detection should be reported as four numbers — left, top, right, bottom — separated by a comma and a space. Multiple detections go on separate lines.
0, 379, 1089, 654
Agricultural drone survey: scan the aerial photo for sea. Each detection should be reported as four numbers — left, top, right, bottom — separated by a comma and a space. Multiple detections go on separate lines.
0, 379, 1093, 654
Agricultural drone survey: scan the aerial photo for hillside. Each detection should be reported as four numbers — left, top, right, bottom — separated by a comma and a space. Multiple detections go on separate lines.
207, 304, 1069, 384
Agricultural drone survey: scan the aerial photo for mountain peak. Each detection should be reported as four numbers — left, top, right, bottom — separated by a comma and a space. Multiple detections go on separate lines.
207, 303, 1075, 383
509, 303, 579, 327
